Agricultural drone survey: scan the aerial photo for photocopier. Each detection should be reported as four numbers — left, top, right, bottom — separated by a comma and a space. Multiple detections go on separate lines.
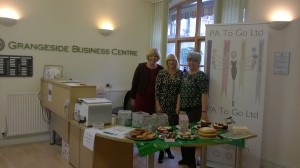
74, 98, 112, 126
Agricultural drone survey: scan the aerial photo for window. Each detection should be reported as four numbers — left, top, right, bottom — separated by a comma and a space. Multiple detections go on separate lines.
167, 0, 215, 72
167, 0, 247, 72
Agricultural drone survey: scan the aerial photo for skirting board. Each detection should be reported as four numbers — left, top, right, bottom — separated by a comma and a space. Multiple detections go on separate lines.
260, 159, 286, 168
0, 133, 49, 147
207, 160, 285, 168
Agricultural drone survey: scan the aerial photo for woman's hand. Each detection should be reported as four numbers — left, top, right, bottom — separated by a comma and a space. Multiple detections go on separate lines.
175, 106, 180, 115
155, 103, 162, 113
131, 99, 135, 108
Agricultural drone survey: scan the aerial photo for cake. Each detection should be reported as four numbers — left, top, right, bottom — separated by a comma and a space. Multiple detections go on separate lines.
198, 127, 217, 138
213, 123, 228, 130
200, 120, 211, 127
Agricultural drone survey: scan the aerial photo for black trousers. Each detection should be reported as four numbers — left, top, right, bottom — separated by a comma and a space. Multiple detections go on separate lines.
180, 106, 202, 164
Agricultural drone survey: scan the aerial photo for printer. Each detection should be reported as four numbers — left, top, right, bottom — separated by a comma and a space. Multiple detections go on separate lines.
74, 98, 112, 126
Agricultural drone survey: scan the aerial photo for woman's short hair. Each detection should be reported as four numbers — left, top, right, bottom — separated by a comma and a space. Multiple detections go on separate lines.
146, 48, 160, 61
165, 54, 179, 69
187, 52, 201, 64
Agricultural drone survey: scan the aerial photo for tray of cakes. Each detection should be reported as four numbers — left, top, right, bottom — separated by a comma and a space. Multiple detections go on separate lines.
158, 132, 177, 142
156, 126, 174, 134
156, 126, 176, 142
193, 120, 212, 129
126, 128, 157, 140
177, 131, 197, 140
212, 123, 228, 130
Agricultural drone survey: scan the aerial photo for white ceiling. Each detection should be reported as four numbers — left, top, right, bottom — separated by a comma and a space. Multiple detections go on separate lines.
142, 0, 184, 7
142, 0, 162, 2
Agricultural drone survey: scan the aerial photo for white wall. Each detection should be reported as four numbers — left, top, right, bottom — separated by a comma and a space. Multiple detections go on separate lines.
0, 0, 153, 131
247, 0, 300, 167
1, 0, 300, 167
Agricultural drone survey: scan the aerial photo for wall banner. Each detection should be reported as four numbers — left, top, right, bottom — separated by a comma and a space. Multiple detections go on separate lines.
205, 23, 268, 168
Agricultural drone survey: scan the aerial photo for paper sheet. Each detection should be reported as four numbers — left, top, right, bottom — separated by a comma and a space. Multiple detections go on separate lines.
98, 126, 133, 139
83, 126, 134, 151
78, 98, 111, 104
83, 128, 97, 151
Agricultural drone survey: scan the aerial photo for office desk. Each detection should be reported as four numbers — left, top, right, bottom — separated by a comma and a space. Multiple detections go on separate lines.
40, 78, 96, 143
93, 133, 134, 168
70, 121, 134, 168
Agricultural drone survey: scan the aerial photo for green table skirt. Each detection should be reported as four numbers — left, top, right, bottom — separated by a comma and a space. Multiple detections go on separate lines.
134, 129, 245, 156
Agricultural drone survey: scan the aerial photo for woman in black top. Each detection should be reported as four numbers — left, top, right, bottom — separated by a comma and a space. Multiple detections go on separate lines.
131, 48, 164, 114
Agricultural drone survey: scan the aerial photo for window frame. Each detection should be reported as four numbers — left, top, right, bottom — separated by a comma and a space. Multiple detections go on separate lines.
167, 0, 247, 71
168, 0, 209, 71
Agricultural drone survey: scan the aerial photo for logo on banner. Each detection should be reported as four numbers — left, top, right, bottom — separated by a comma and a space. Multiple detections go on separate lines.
206, 23, 268, 168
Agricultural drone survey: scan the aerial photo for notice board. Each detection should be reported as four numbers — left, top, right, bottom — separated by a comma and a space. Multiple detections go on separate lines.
0, 55, 33, 77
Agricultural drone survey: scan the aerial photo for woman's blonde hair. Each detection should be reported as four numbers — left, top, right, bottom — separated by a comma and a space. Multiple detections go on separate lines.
165, 54, 179, 70
146, 48, 160, 61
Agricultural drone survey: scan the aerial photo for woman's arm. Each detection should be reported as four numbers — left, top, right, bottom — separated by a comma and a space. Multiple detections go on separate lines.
155, 71, 164, 113
176, 94, 180, 115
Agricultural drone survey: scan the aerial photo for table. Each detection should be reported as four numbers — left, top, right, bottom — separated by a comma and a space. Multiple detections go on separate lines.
92, 126, 256, 168
134, 134, 251, 168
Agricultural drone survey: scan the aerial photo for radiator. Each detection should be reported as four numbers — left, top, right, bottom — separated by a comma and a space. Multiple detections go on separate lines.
6, 90, 126, 136
102, 90, 128, 109
7, 92, 49, 136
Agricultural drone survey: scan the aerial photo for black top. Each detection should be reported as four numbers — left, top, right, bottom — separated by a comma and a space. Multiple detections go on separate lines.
131, 62, 164, 99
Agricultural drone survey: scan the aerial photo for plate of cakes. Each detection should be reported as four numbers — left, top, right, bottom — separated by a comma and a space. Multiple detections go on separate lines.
194, 120, 212, 129
177, 131, 197, 140
126, 128, 157, 140
156, 126, 174, 134
212, 123, 228, 130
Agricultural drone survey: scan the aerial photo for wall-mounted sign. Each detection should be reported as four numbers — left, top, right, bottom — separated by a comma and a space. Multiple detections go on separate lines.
0, 55, 33, 77
0, 38, 138, 56
273, 52, 290, 75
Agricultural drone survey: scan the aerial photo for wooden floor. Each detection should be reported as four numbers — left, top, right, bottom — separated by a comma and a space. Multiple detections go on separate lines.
0, 141, 72, 168
0, 141, 201, 168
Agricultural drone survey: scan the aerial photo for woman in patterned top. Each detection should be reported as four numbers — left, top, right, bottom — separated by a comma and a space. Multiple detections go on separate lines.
177, 52, 209, 168
155, 54, 183, 164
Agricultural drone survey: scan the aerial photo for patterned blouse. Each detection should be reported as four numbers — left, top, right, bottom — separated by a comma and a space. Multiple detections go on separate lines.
180, 71, 209, 109
155, 69, 183, 125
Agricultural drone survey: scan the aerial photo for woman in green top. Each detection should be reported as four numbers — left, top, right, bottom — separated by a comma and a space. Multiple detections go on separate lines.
177, 52, 209, 168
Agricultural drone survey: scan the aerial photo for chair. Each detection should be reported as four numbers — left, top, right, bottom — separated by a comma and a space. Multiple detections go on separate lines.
123, 90, 135, 111
111, 90, 134, 114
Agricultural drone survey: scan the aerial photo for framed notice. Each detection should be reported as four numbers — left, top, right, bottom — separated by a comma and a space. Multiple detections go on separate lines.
43, 65, 63, 78
273, 52, 290, 75
0, 55, 33, 77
